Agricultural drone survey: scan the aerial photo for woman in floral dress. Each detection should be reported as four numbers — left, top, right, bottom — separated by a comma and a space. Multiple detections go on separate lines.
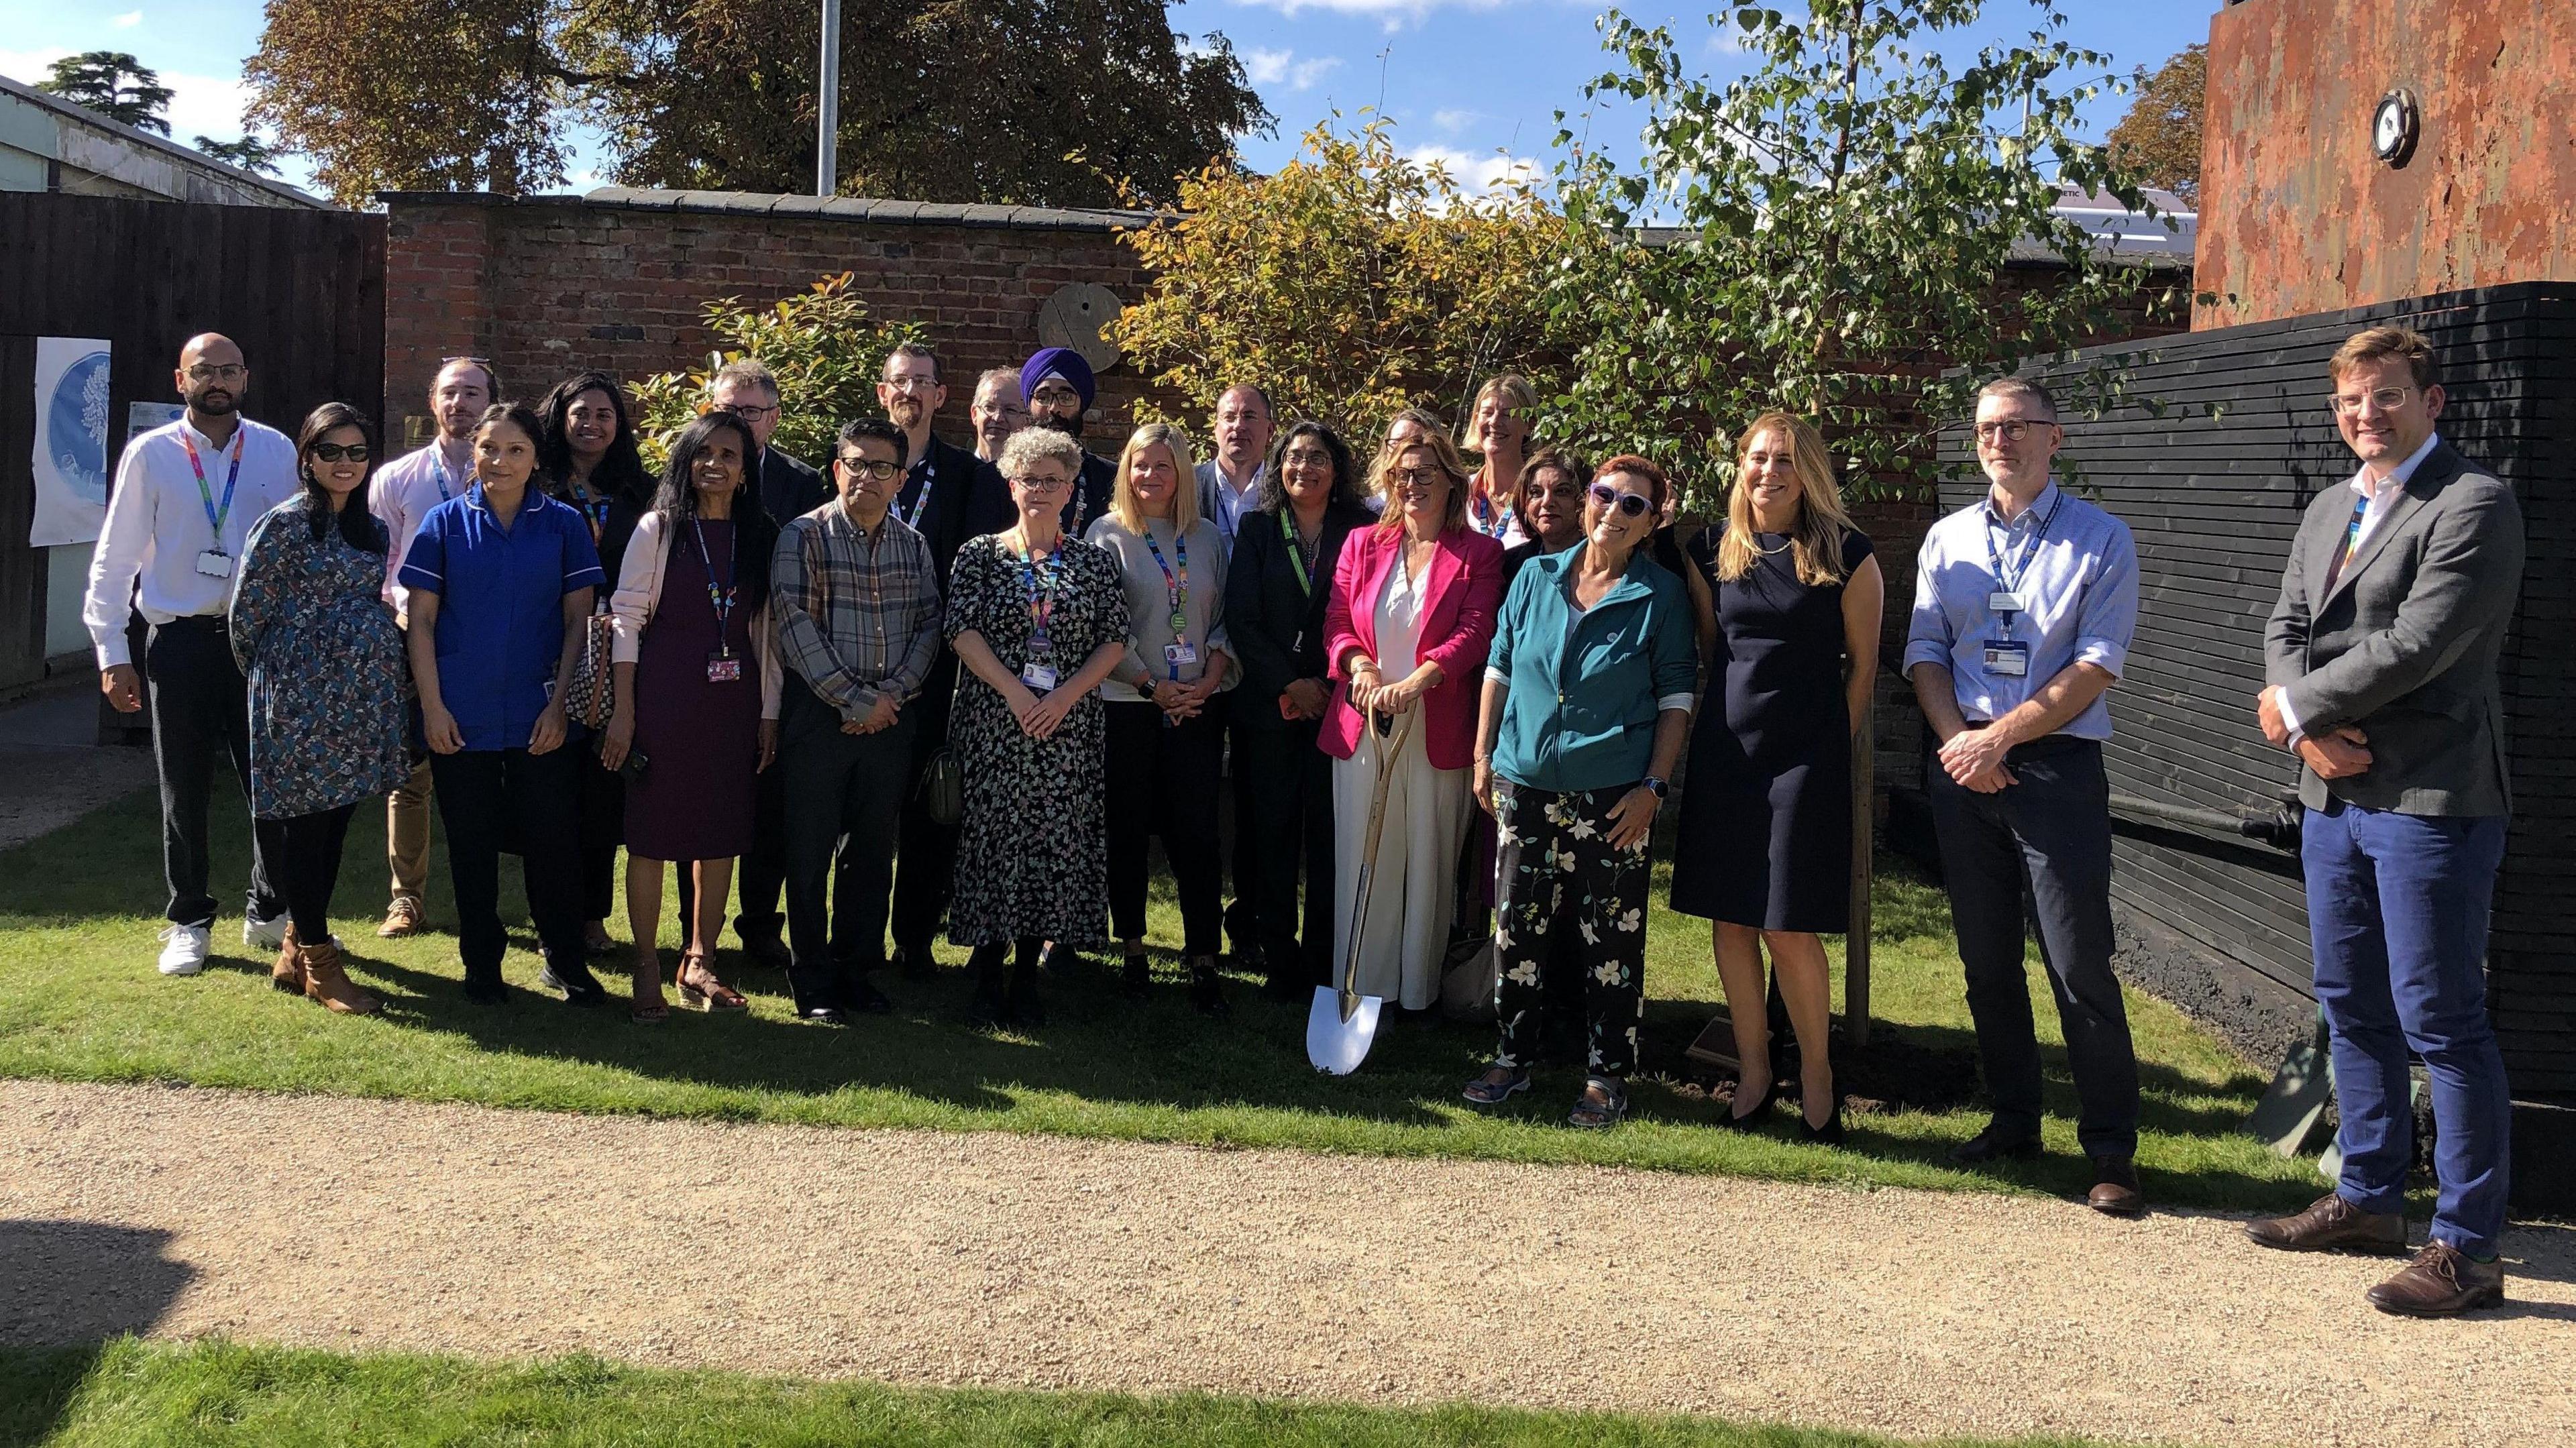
944, 427, 1128, 1029
229, 402, 415, 1015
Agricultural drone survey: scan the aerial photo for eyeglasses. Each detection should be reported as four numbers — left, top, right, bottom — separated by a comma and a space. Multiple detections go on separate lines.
2331, 386, 2417, 416
185, 364, 247, 382
309, 442, 372, 463
837, 458, 903, 482
1589, 483, 1654, 519
883, 374, 941, 394
1390, 467, 1448, 488
720, 400, 781, 421
1973, 419, 2050, 442
1281, 447, 1335, 469
1029, 386, 1083, 407
1009, 472, 1072, 492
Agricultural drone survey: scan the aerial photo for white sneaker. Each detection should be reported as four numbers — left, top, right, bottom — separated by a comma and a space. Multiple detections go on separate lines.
157, 923, 212, 976
244, 907, 289, 952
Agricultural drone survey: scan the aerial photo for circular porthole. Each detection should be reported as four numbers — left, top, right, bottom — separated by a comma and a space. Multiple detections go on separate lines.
2372, 89, 2420, 166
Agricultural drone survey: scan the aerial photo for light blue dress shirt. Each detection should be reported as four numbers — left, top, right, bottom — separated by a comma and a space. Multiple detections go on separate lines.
1902, 480, 2138, 742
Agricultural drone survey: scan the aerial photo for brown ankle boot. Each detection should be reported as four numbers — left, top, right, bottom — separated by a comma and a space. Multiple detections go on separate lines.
272, 922, 306, 993
299, 939, 380, 1016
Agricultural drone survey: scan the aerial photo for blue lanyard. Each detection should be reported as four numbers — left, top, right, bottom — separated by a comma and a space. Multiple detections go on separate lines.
180, 430, 244, 549
898, 456, 935, 530
1141, 528, 1189, 631
1983, 490, 2062, 635
433, 447, 463, 502
1018, 543, 1061, 651
690, 516, 737, 656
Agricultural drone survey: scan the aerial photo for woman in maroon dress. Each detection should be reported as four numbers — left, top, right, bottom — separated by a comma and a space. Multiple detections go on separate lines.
602, 412, 782, 1022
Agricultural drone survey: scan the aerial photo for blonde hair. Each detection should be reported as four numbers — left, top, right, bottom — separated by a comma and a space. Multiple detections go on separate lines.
1462, 374, 1538, 453
1370, 429, 1472, 535
1716, 412, 1855, 587
1110, 422, 1200, 534
2328, 325, 2440, 390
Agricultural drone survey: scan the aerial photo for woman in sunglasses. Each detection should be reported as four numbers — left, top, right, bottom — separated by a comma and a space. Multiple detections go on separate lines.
1464, 457, 1697, 1127
227, 402, 415, 1014
1668, 412, 1882, 1142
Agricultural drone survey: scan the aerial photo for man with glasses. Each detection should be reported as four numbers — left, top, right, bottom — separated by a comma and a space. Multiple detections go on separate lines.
83, 333, 301, 977
879, 344, 1013, 978
2244, 327, 2524, 1315
700, 358, 826, 968
1904, 376, 2146, 1217
367, 355, 498, 938
770, 418, 943, 1023
970, 368, 1032, 463
1019, 347, 1116, 535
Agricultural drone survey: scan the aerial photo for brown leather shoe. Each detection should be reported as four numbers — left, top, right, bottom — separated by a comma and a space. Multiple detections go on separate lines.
272, 922, 305, 993
378, 896, 424, 938
2245, 1192, 2409, 1255
2086, 1155, 2145, 1217
299, 940, 380, 1016
2367, 1241, 2505, 1317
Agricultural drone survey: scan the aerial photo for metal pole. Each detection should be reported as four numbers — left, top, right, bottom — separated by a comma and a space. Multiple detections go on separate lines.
816, 0, 841, 197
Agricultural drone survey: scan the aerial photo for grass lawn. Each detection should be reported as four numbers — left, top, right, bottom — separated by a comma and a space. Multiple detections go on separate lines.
0, 1338, 2147, 1448
0, 787, 2323, 1211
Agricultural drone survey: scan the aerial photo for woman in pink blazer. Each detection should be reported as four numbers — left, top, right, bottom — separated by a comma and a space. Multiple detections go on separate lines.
1322, 427, 1505, 1011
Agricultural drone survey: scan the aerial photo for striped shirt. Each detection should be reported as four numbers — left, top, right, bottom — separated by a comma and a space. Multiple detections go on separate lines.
770, 499, 943, 719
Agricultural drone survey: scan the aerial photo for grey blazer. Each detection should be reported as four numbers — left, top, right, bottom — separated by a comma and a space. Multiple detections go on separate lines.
2263, 439, 2523, 816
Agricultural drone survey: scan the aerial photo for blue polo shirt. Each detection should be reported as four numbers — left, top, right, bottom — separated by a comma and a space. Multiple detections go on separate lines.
396, 485, 606, 752
1484, 544, 1699, 793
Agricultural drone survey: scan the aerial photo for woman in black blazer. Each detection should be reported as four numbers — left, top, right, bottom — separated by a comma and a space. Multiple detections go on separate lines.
1224, 421, 1378, 996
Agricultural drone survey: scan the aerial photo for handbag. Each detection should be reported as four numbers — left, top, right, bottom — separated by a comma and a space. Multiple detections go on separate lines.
912, 669, 971, 828
563, 606, 616, 730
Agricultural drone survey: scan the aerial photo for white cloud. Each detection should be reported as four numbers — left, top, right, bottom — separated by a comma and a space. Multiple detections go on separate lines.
0, 46, 74, 87
112, 11, 142, 27
1243, 46, 1342, 91
1405, 143, 1542, 197
1432, 107, 1480, 134
0, 47, 251, 144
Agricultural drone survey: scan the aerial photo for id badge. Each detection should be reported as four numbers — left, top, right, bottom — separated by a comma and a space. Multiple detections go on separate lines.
706, 651, 743, 683
1163, 642, 1198, 669
1982, 639, 2031, 678
195, 550, 235, 579
1020, 662, 1059, 691
1988, 591, 2024, 616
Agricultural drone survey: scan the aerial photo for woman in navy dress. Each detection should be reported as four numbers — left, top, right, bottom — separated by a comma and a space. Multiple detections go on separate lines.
1670, 412, 1884, 1139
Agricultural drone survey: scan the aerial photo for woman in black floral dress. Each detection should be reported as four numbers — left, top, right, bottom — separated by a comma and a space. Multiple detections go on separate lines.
945, 427, 1128, 1028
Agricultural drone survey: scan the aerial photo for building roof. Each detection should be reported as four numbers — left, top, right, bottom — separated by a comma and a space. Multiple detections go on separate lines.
0, 70, 325, 209
380, 185, 1152, 233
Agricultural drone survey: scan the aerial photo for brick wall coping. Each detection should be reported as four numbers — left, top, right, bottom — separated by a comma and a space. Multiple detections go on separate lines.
378, 186, 1157, 234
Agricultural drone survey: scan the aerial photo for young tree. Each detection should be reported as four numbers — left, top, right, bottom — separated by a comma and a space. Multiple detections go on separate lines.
1549, 1, 2176, 502
2107, 43, 2204, 204
1110, 117, 1567, 445
36, 52, 174, 135
628, 274, 929, 469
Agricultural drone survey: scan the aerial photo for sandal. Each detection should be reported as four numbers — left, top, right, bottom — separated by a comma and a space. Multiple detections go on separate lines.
674, 952, 747, 1011
631, 999, 670, 1025
1462, 1064, 1531, 1106
1566, 1075, 1628, 1129
630, 950, 669, 1025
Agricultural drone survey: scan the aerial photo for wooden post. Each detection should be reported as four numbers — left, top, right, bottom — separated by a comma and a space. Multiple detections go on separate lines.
1845, 687, 1874, 1050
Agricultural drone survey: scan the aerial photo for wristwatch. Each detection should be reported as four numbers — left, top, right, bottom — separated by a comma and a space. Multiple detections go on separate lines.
1640, 776, 1668, 799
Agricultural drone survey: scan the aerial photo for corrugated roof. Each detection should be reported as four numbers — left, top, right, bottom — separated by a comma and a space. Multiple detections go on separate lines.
381, 185, 1155, 233
0, 71, 326, 209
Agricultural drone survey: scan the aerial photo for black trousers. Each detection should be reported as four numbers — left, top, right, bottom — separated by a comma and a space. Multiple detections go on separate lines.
575, 743, 623, 923
1925, 735, 2141, 1158
782, 704, 916, 1011
1240, 722, 1334, 987
889, 657, 963, 962
431, 746, 588, 987
731, 753, 790, 944
1105, 700, 1225, 956
145, 614, 280, 927
271, 801, 360, 944
1224, 704, 1258, 951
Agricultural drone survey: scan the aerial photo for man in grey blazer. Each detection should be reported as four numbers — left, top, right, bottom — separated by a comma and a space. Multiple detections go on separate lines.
2247, 326, 2524, 1315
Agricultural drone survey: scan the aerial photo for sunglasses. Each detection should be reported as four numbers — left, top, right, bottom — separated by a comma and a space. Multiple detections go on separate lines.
1589, 483, 1653, 519
309, 442, 372, 463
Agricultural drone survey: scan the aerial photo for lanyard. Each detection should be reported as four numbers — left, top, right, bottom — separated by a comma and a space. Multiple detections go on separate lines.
690, 516, 738, 656
1018, 543, 1062, 651
433, 447, 464, 502
1983, 490, 2063, 635
180, 430, 245, 551
1470, 489, 1510, 540
2330, 492, 2371, 577
1141, 528, 1189, 632
898, 455, 936, 531
1280, 510, 1319, 598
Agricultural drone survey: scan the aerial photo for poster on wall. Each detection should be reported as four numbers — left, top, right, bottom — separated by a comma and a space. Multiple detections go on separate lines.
29, 337, 113, 548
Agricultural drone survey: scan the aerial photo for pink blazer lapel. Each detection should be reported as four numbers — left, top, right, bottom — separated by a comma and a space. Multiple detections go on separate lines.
1346, 528, 1397, 661
1421, 528, 1466, 631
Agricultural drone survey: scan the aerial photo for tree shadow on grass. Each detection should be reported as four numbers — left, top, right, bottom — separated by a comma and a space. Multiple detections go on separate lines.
0, 1220, 195, 1448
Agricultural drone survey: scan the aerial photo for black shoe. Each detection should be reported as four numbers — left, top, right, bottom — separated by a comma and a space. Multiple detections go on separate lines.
1799, 1096, 1845, 1146
841, 973, 894, 1015
462, 976, 510, 1006
796, 1003, 848, 1027
1008, 970, 1046, 1027
548, 958, 607, 1005
1715, 1073, 1777, 1129
1261, 970, 1309, 1002
1189, 958, 1229, 1017
739, 932, 793, 971
1949, 1123, 2044, 1166
895, 945, 937, 981
1121, 952, 1150, 1000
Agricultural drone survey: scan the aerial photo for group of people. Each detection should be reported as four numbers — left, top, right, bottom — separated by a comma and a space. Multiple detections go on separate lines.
86, 322, 2522, 1314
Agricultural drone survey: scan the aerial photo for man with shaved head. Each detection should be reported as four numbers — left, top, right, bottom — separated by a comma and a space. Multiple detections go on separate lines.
84, 333, 303, 977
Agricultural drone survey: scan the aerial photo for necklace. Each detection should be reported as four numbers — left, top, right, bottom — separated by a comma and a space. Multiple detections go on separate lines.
1750, 531, 1794, 557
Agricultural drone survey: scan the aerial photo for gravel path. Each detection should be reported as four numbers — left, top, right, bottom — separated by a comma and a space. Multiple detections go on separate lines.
3, 1079, 2567, 1447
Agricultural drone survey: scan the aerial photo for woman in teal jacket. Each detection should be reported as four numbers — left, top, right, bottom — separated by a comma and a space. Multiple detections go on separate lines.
1464, 455, 1697, 1127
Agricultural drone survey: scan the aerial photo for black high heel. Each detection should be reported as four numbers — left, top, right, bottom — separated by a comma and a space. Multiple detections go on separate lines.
1717, 1072, 1777, 1128
1799, 1095, 1845, 1146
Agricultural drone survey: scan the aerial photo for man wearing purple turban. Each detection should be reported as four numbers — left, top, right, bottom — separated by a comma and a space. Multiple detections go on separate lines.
1020, 347, 1117, 535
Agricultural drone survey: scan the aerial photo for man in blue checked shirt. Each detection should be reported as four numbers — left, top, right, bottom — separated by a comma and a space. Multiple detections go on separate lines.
1904, 376, 2145, 1218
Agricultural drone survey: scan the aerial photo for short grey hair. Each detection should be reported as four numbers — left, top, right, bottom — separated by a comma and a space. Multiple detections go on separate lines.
1975, 375, 2057, 421
973, 368, 1023, 401
708, 358, 782, 400
1000, 425, 1083, 478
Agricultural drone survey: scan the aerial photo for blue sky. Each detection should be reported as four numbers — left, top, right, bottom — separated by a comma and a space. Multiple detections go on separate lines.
0, 0, 2219, 202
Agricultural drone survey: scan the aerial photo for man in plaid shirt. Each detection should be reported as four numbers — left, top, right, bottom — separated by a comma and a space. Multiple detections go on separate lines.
770, 417, 943, 1023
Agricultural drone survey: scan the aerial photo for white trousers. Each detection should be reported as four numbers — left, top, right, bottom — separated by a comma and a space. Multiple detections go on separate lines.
1330, 719, 1472, 1010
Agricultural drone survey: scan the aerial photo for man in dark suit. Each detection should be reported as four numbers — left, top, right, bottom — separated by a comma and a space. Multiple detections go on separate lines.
2248, 326, 2525, 1316
706, 358, 828, 968
1021, 347, 1116, 535
881, 342, 1014, 977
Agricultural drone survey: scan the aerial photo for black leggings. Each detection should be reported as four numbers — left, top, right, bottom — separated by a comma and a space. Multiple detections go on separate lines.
270, 801, 360, 944
1104, 700, 1225, 955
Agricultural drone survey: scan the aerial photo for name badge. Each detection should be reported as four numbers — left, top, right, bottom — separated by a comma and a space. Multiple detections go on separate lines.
1163, 643, 1198, 669
1988, 591, 2024, 615
1020, 662, 1059, 691
195, 550, 235, 579
1982, 639, 2031, 678
706, 652, 743, 683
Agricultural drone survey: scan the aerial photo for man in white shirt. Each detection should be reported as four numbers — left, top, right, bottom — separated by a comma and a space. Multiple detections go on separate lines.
366, 356, 496, 938
1192, 382, 1274, 549
83, 333, 301, 977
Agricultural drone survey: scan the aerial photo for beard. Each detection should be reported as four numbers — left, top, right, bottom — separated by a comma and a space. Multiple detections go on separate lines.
191, 388, 239, 417
1038, 412, 1084, 441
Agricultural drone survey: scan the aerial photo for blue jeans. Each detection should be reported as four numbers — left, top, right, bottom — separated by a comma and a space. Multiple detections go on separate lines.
2304, 801, 2510, 1256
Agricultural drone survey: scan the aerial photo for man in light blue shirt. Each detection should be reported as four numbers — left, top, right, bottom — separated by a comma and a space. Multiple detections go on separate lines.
1904, 376, 2145, 1216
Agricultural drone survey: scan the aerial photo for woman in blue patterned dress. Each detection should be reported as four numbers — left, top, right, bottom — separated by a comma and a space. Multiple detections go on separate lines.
229, 402, 415, 1014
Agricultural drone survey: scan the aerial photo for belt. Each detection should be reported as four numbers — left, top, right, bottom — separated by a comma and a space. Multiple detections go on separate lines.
1957, 720, 2094, 758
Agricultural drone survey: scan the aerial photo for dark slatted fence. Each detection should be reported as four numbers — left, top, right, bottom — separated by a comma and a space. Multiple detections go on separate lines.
0, 192, 385, 694
1937, 282, 2576, 1099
